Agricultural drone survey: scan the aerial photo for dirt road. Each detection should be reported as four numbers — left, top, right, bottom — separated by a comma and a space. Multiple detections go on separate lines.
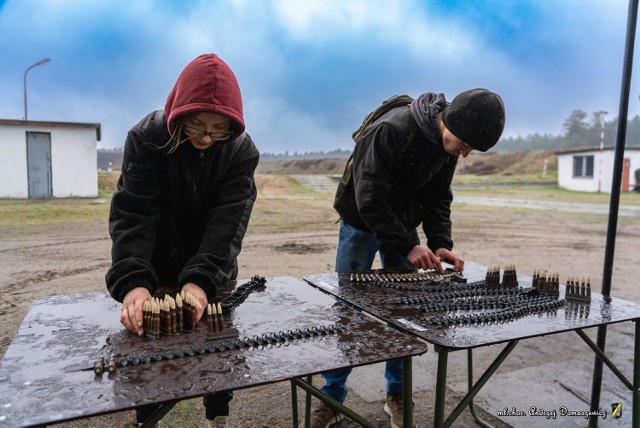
1, 192, 639, 427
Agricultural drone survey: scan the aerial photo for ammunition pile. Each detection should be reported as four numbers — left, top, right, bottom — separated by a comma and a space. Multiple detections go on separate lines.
532, 269, 560, 295
484, 264, 518, 288
565, 276, 591, 301
378, 265, 597, 327
206, 302, 225, 334
143, 292, 197, 338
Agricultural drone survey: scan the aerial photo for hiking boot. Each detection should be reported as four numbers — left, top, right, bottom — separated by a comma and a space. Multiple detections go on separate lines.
207, 416, 228, 428
299, 401, 343, 428
383, 393, 417, 428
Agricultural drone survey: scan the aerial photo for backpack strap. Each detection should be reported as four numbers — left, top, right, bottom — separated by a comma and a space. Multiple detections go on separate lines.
334, 106, 417, 205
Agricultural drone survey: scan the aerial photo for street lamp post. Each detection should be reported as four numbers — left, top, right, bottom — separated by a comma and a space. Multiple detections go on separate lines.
595, 111, 608, 193
23, 58, 50, 120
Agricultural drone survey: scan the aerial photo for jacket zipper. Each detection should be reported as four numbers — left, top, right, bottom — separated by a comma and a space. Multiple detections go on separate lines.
193, 151, 205, 202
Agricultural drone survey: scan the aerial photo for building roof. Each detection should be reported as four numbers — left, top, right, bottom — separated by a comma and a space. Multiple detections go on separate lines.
554, 145, 640, 155
0, 118, 101, 141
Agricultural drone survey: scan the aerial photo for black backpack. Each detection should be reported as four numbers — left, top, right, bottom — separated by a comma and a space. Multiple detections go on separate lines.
334, 95, 414, 204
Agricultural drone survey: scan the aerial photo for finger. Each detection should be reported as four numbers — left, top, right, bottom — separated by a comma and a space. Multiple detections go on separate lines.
134, 300, 144, 327
120, 307, 134, 332
424, 256, 435, 271
133, 300, 145, 335
433, 256, 444, 273
195, 306, 205, 323
195, 297, 207, 322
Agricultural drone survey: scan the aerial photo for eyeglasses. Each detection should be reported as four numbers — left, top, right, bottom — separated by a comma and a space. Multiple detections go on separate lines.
183, 125, 232, 141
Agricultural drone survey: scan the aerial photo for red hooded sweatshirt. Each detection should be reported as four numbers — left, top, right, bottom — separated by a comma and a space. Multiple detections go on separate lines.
165, 53, 245, 142
107, 54, 259, 303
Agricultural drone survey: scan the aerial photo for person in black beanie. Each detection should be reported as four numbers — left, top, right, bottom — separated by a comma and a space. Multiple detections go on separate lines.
306, 88, 505, 428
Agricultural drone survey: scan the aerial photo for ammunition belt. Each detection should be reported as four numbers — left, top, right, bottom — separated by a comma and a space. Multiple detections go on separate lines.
219, 275, 267, 312
426, 298, 566, 326
102, 324, 346, 369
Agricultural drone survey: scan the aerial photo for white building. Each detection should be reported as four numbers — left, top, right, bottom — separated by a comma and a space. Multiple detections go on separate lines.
556, 146, 640, 193
0, 119, 101, 198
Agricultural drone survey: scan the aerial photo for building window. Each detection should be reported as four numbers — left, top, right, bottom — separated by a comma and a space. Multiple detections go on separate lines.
573, 155, 594, 178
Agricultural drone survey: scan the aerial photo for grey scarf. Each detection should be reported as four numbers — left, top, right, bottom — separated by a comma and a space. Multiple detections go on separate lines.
410, 92, 448, 142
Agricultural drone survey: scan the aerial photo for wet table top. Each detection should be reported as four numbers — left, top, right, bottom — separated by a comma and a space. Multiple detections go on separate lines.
0, 277, 427, 427
304, 262, 640, 350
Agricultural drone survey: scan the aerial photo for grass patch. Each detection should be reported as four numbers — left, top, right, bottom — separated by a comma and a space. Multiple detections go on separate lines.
453, 185, 640, 205
2, 175, 637, 235
0, 200, 109, 227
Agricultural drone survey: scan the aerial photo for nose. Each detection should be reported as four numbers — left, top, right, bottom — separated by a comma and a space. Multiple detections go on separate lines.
459, 146, 472, 157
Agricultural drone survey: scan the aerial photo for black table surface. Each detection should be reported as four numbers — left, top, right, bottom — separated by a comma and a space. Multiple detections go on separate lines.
0, 276, 427, 427
304, 262, 640, 350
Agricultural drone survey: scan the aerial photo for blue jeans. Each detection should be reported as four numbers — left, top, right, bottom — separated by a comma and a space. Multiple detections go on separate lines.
321, 220, 416, 403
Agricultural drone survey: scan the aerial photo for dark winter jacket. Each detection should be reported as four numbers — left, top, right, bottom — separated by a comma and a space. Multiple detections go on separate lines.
106, 54, 258, 302
334, 105, 457, 256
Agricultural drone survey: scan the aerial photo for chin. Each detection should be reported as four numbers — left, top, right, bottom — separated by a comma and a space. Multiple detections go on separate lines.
191, 142, 211, 150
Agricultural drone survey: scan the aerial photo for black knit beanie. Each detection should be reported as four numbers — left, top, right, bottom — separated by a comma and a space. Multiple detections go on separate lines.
442, 88, 505, 152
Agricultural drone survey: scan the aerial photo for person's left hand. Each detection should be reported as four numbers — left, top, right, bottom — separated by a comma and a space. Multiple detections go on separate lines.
181, 282, 208, 323
434, 248, 465, 273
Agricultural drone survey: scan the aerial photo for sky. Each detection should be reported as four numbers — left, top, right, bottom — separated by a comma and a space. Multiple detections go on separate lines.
0, 0, 639, 153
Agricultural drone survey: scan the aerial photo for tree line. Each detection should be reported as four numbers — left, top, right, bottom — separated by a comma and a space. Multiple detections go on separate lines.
499, 111, 640, 152
99, 111, 640, 158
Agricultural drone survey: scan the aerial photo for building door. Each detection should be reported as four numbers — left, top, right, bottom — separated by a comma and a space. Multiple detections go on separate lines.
26, 132, 52, 198
621, 158, 631, 192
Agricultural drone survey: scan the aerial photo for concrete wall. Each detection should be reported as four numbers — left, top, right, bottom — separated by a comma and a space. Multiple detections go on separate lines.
0, 125, 29, 197
0, 123, 98, 198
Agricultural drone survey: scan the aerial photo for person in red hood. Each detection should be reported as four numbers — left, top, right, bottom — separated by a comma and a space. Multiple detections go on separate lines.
106, 53, 259, 427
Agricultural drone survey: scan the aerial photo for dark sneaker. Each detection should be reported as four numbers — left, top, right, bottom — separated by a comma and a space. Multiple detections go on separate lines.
136, 422, 160, 428
299, 401, 343, 428
383, 393, 417, 428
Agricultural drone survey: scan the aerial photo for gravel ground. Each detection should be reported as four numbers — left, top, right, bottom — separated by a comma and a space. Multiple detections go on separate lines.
1, 192, 639, 427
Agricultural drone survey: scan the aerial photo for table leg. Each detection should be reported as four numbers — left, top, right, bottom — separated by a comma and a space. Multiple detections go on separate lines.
291, 380, 299, 428
467, 349, 493, 428
290, 375, 312, 428
445, 340, 517, 427
403, 356, 413, 428
434, 345, 449, 428
140, 401, 176, 428
634, 320, 639, 427
305, 375, 312, 427
290, 377, 377, 427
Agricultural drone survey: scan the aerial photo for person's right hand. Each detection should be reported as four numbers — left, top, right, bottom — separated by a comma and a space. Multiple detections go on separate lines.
121, 287, 152, 336
407, 245, 444, 272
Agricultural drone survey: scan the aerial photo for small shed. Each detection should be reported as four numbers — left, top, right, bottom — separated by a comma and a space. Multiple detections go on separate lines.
0, 119, 101, 198
556, 146, 640, 193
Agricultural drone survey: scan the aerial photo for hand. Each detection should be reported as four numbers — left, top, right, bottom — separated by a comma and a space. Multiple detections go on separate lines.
434, 248, 465, 273
181, 282, 208, 323
121, 287, 152, 336
407, 245, 444, 272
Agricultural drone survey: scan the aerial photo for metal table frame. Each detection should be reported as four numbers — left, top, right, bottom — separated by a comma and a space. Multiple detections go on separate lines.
0, 277, 428, 428
433, 325, 640, 427
290, 356, 414, 428
303, 266, 640, 427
